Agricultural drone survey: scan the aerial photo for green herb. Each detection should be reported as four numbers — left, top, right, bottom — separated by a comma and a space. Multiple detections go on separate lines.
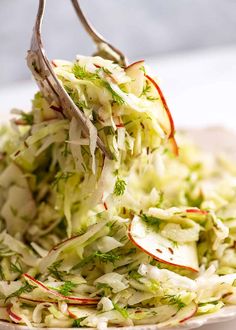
52, 171, 74, 190
141, 214, 161, 231
5, 282, 35, 302
72, 64, 125, 105
113, 177, 126, 196
162, 294, 186, 311
95, 251, 120, 263
102, 81, 125, 105
147, 96, 159, 101
113, 303, 129, 319
139, 66, 146, 73
57, 281, 77, 296
73, 64, 99, 81
140, 83, 151, 97
73, 250, 120, 269
48, 260, 66, 281
20, 111, 34, 125
72, 317, 87, 328
10, 260, 23, 274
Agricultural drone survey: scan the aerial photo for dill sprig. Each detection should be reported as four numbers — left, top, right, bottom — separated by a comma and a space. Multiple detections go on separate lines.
72, 64, 125, 105
5, 282, 35, 302
57, 281, 77, 296
140, 81, 158, 101
20, 111, 34, 125
72, 317, 87, 328
10, 260, 23, 274
52, 171, 74, 190
73, 250, 120, 269
162, 294, 186, 311
140, 83, 151, 97
141, 213, 161, 231
113, 177, 126, 196
48, 260, 67, 281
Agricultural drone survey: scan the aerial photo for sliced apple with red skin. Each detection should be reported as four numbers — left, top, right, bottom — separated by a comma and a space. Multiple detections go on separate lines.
19, 296, 55, 304
6, 305, 22, 323
145, 74, 179, 156
157, 302, 197, 327
186, 208, 208, 215
23, 273, 99, 305
125, 60, 145, 96
128, 216, 199, 272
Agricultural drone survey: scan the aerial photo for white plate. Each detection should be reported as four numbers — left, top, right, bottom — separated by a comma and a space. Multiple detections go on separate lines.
1, 127, 236, 330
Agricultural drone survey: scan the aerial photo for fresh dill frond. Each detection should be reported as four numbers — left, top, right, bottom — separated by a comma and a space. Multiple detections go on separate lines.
140, 81, 158, 101
72, 317, 87, 328
139, 65, 146, 73
10, 260, 23, 274
94, 250, 120, 263
57, 281, 77, 296
52, 171, 74, 190
141, 213, 161, 231
72, 64, 125, 105
102, 81, 125, 105
146, 96, 159, 101
48, 260, 66, 281
73, 64, 99, 81
113, 177, 126, 196
5, 282, 35, 302
20, 111, 34, 125
73, 250, 120, 270
162, 294, 186, 311
140, 83, 151, 97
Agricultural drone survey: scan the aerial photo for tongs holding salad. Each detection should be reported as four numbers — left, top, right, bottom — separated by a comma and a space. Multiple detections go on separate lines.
27, 0, 127, 159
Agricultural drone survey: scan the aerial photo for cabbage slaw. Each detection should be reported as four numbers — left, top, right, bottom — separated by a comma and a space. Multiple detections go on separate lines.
0, 56, 236, 329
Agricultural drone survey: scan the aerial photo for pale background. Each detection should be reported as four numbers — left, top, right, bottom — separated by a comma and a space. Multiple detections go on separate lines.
1, 0, 236, 85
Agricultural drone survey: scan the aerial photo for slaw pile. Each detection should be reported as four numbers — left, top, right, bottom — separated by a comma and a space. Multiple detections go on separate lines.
1, 56, 236, 329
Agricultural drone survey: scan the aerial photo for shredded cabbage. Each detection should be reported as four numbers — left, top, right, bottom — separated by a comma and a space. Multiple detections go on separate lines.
1, 55, 236, 328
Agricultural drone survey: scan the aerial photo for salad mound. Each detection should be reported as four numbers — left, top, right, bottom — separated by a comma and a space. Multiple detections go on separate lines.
1, 56, 236, 329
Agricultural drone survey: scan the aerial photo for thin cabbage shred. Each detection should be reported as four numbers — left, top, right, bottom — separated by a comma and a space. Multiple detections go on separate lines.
0, 55, 236, 328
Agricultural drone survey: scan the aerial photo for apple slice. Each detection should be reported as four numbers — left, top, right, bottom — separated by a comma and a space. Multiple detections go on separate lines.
23, 274, 99, 305
186, 208, 208, 215
125, 60, 145, 96
19, 296, 55, 304
6, 305, 22, 323
145, 74, 179, 155
158, 302, 197, 327
128, 216, 199, 272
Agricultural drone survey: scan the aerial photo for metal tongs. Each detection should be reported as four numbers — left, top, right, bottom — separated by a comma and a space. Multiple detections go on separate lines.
27, 0, 127, 159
